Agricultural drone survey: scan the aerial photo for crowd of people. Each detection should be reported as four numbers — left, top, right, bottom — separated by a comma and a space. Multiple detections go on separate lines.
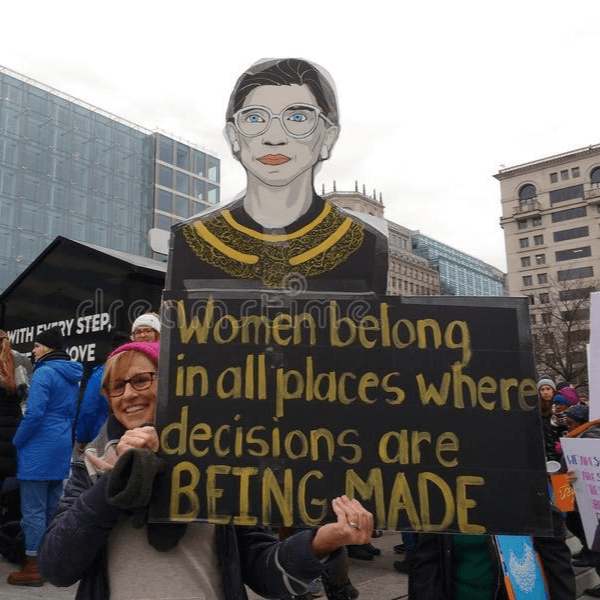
0, 316, 375, 600
0, 313, 598, 600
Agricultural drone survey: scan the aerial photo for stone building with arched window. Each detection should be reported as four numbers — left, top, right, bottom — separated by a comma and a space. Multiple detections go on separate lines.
496, 143, 600, 382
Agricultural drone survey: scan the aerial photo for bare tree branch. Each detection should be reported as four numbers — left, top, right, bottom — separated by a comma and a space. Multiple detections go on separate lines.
530, 277, 596, 383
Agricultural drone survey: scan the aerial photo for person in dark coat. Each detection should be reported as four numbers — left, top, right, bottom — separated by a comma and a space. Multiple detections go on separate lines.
38, 341, 373, 599
409, 533, 510, 600
532, 376, 576, 600
0, 331, 30, 490
8, 325, 83, 587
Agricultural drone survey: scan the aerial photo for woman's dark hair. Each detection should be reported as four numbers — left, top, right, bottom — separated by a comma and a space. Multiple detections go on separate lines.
226, 58, 339, 126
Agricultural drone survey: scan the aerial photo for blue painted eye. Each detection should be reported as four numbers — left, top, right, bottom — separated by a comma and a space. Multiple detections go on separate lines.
245, 113, 265, 123
288, 112, 307, 122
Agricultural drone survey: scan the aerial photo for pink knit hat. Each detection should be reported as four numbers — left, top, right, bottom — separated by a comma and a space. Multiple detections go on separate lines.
559, 387, 579, 405
108, 341, 160, 365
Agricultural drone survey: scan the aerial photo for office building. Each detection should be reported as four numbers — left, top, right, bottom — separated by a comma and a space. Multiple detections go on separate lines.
496, 144, 600, 381
411, 233, 506, 296
324, 185, 502, 297
0, 65, 220, 292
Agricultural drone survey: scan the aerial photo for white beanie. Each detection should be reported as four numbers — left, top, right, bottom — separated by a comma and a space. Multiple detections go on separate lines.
131, 314, 161, 335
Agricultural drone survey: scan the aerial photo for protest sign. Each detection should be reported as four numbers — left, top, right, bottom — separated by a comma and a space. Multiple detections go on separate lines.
550, 474, 575, 512
560, 437, 600, 547
590, 292, 600, 420
150, 293, 551, 536
495, 536, 549, 600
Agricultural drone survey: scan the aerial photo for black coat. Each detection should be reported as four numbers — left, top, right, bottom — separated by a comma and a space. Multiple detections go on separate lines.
409, 534, 509, 600
0, 387, 21, 479
38, 416, 329, 600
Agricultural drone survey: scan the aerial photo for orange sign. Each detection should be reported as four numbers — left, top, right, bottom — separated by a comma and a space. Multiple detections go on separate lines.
551, 474, 575, 512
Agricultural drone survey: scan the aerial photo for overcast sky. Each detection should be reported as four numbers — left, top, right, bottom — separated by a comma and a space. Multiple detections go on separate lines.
2, 0, 599, 271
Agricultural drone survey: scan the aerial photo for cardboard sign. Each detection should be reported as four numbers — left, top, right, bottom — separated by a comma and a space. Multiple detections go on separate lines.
550, 474, 575, 512
150, 292, 551, 536
590, 292, 600, 421
496, 536, 549, 599
560, 437, 600, 547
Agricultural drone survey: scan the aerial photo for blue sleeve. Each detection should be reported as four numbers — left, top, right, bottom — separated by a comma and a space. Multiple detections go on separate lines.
13, 367, 52, 449
75, 367, 108, 444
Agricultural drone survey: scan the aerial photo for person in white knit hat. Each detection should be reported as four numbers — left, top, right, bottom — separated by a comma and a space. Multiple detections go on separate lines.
130, 313, 160, 342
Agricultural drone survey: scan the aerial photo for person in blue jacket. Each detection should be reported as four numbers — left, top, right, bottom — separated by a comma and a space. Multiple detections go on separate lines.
74, 331, 129, 453
74, 364, 106, 449
8, 325, 83, 587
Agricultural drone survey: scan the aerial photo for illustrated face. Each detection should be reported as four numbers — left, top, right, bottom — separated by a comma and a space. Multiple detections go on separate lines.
107, 353, 157, 430
229, 84, 338, 188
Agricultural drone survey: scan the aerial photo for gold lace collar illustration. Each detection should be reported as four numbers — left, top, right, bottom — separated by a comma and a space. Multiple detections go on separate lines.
182, 202, 364, 288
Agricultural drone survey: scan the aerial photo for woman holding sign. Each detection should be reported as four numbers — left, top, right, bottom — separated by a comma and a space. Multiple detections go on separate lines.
38, 341, 373, 599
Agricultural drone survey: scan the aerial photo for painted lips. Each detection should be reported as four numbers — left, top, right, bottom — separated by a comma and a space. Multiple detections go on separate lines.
258, 154, 291, 166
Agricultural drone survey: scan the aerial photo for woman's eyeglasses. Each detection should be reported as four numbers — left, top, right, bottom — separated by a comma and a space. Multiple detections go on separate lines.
108, 372, 157, 397
133, 327, 156, 340
232, 103, 333, 139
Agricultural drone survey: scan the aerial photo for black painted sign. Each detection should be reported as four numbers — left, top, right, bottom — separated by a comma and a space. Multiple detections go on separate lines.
152, 292, 552, 536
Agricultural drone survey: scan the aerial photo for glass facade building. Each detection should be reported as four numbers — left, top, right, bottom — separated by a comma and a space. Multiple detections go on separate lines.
411, 233, 505, 296
0, 66, 220, 292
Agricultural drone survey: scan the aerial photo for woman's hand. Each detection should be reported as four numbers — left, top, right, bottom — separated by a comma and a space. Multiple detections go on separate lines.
116, 426, 159, 456
566, 470, 578, 486
311, 496, 373, 559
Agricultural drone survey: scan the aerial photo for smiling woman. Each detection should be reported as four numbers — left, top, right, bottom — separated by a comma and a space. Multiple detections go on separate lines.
167, 58, 389, 294
38, 339, 375, 600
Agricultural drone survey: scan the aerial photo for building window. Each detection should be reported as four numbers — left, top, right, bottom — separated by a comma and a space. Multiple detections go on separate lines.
541, 312, 552, 324
555, 246, 592, 261
539, 293, 550, 304
572, 167, 580, 178
530, 313, 537, 323
551, 206, 586, 222
537, 273, 548, 284
559, 288, 594, 301
561, 308, 590, 321
550, 172, 558, 183
557, 266, 594, 281
527, 295, 535, 305
158, 135, 174, 164
553, 226, 589, 242
157, 165, 173, 188
550, 184, 584, 204
561, 170, 569, 181
591, 167, 600, 189
532, 216, 542, 227
519, 184, 536, 201
519, 238, 529, 248
534, 235, 544, 246
523, 275, 533, 286
518, 184, 536, 210
521, 256, 531, 267
535, 254, 546, 265
517, 219, 528, 230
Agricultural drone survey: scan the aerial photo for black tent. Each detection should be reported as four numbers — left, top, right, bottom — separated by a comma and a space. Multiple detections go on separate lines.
0, 236, 165, 366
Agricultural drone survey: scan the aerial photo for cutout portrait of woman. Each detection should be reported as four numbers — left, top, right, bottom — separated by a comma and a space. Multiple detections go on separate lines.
167, 58, 388, 295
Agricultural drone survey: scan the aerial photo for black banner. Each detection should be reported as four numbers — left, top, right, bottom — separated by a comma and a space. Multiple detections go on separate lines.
151, 292, 551, 536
